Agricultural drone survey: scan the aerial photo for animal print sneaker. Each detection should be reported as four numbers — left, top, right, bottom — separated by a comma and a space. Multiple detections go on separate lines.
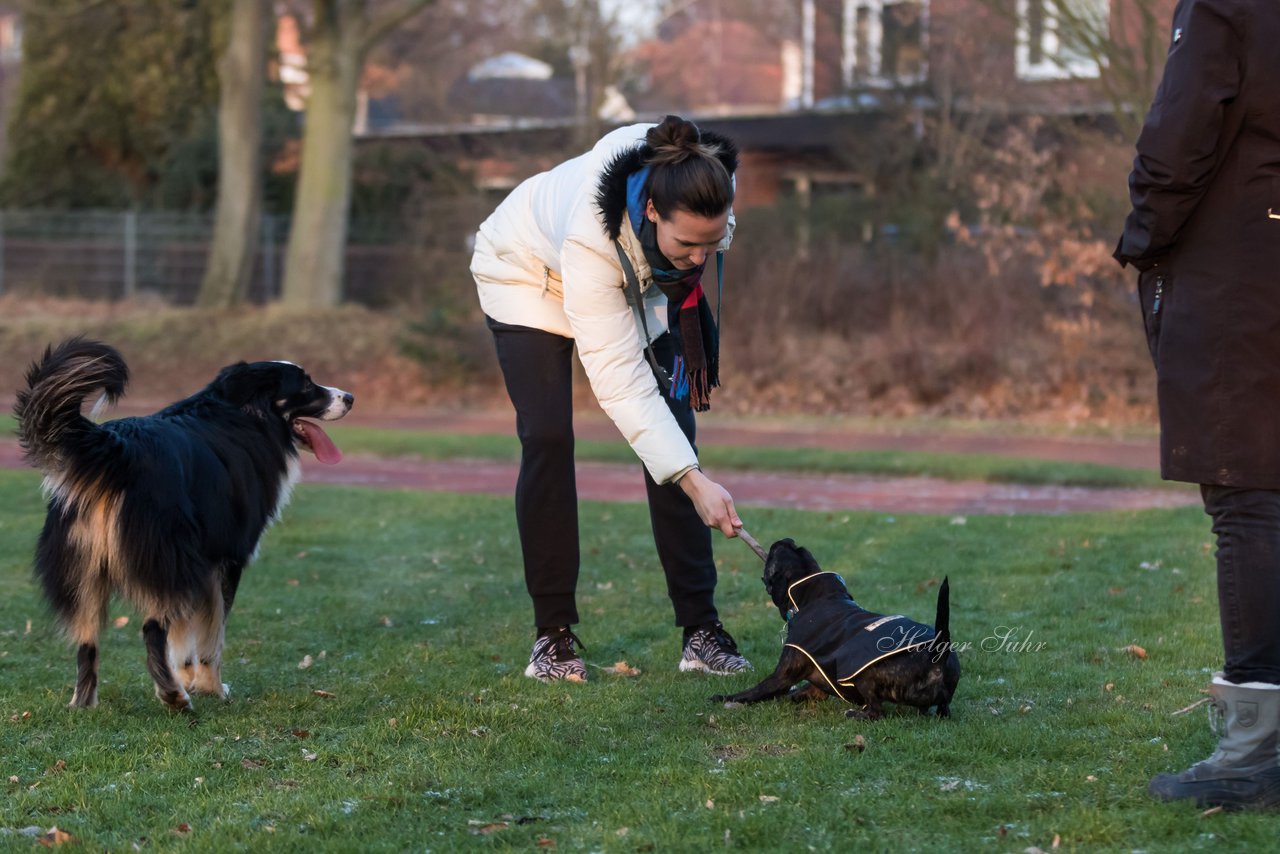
679, 622, 752, 675
525, 627, 588, 683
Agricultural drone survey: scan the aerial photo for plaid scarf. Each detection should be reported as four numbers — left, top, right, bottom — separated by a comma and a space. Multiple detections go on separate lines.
626, 168, 720, 411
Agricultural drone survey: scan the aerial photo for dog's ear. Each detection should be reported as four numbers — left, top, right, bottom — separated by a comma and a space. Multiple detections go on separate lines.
212, 363, 296, 416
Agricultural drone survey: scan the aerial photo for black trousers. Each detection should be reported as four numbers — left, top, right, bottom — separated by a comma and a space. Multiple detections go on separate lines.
487, 316, 719, 630
1201, 485, 1280, 684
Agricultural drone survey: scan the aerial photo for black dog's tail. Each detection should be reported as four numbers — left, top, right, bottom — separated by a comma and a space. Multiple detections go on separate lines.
14, 338, 128, 473
934, 576, 951, 649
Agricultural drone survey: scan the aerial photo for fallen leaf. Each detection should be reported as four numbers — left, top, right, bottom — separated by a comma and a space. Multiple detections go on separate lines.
1201, 805, 1223, 818
113, 616, 129, 628
173, 823, 191, 834
705, 799, 714, 809
1123, 645, 1148, 660
297, 655, 314, 669
758, 795, 779, 804
615, 827, 630, 837
288, 577, 301, 584
44, 760, 66, 776
536, 835, 556, 848
38, 827, 77, 847
312, 690, 335, 698
381, 615, 394, 627
387, 718, 398, 728
302, 751, 317, 762
468, 821, 509, 835
1086, 775, 1098, 782
1052, 833, 1061, 848
601, 661, 642, 677
241, 758, 267, 770
8, 775, 18, 783
845, 735, 867, 753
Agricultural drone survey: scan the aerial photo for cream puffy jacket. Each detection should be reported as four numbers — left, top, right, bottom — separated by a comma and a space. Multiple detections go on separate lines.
471, 123, 736, 484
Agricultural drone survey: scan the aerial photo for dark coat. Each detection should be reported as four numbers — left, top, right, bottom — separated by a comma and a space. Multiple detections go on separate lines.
781, 573, 937, 703
1115, 0, 1280, 487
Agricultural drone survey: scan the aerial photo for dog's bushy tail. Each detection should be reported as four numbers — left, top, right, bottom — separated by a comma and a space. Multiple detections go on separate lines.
934, 576, 951, 649
14, 338, 128, 472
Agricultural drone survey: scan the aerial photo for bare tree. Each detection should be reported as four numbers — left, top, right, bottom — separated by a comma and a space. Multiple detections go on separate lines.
198, 0, 270, 308
975, 0, 1171, 141
280, 0, 435, 308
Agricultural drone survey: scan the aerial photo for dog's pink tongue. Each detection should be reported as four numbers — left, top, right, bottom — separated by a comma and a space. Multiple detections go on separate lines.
297, 420, 343, 465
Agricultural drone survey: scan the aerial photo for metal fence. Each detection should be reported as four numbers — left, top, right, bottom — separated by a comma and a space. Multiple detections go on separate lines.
0, 208, 484, 306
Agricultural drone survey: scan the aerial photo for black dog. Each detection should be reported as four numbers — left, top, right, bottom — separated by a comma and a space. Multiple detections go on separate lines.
712, 538, 960, 719
14, 338, 353, 712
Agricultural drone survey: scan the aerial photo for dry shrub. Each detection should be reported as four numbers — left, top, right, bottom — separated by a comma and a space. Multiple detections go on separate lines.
0, 296, 502, 411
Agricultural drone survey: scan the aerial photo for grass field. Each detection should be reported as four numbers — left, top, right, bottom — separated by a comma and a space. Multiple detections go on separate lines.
1, 414, 1166, 489
319, 425, 1171, 490
0, 468, 1269, 852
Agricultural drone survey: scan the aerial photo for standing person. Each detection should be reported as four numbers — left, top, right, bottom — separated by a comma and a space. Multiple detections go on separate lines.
471, 115, 753, 683
1116, 0, 1280, 809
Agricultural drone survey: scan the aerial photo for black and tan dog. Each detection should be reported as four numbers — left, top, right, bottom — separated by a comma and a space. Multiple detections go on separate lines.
15, 338, 353, 712
712, 538, 960, 719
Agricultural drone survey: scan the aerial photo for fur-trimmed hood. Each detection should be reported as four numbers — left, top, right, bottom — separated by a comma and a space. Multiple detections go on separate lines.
594, 129, 740, 241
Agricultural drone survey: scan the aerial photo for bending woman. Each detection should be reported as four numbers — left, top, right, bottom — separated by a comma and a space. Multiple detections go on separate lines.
471, 115, 752, 683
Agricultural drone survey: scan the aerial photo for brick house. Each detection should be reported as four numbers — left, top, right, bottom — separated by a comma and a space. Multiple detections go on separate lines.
363, 0, 1175, 213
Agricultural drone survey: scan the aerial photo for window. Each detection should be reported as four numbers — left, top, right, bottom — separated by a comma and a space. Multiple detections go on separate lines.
0, 15, 22, 64
842, 0, 927, 87
1016, 0, 1109, 81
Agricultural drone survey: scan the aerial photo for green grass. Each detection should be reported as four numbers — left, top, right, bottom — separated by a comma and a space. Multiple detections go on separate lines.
319, 424, 1170, 490
1, 415, 1167, 488
0, 469, 1267, 851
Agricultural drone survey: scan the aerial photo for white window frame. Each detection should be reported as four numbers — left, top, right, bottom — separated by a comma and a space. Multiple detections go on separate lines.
1016, 0, 1109, 81
842, 0, 930, 89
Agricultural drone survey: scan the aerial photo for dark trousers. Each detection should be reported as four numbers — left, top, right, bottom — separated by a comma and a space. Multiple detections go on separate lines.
487, 316, 719, 630
1202, 485, 1280, 684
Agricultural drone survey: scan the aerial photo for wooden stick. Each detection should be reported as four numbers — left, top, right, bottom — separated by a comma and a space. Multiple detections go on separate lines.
737, 527, 768, 562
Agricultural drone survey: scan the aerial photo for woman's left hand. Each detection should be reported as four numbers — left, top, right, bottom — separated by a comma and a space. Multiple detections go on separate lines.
677, 469, 743, 538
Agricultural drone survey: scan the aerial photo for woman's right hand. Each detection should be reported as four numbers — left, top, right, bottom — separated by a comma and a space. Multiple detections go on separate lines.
677, 469, 742, 538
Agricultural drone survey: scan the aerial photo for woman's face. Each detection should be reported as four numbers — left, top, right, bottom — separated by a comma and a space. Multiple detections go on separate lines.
646, 199, 729, 270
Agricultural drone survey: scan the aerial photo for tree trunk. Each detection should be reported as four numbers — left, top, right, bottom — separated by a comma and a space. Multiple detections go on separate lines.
279, 0, 435, 308
197, 0, 268, 308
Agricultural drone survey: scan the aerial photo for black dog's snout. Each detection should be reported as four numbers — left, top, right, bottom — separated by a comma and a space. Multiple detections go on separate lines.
341, 391, 354, 407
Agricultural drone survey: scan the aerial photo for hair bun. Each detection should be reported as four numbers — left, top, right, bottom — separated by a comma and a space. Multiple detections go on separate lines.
646, 114, 701, 150
640, 114, 735, 220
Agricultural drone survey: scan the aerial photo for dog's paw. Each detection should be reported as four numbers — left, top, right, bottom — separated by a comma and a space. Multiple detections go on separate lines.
844, 707, 884, 721
788, 684, 830, 704
156, 685, 194, 713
